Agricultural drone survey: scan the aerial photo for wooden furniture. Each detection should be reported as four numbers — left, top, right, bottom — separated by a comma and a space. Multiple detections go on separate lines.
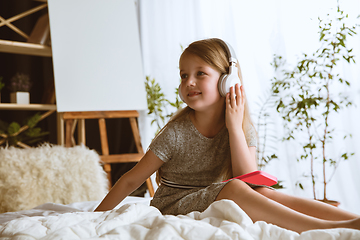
0, 103, 55, 111
0, 2, 51, 56
0, 2, 55, 146
58, 110, 155, 197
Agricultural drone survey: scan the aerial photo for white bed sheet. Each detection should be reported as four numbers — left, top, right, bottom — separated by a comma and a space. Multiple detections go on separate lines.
0, 196, 150, 225
0, 198, 359, 240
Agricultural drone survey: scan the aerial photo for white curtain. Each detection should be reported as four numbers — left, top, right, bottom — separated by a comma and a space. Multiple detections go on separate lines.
137, 0, 360, 214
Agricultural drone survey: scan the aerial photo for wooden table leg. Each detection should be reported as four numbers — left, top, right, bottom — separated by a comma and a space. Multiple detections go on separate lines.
78, 119, 86, 145
65, 119, 74, 147
57, 112, 64, 146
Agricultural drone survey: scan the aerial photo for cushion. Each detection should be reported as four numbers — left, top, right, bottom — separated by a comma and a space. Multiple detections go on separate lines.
0, 144, 108, 213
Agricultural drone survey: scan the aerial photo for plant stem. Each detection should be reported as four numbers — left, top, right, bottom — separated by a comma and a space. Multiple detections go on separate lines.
323, 101, 328, 201
322, 40, 335, 201
257, 96, 270, 169
306, 110, 316, 200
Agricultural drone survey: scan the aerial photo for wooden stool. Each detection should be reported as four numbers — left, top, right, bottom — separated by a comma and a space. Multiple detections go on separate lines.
57, 110, 154, 197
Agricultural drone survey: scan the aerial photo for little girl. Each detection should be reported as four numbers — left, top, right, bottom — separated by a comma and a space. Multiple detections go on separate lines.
95, 38, 360, 233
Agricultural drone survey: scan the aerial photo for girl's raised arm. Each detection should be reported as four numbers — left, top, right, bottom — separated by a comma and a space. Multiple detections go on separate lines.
226, 84, 257, 177
94, 150, 163, 211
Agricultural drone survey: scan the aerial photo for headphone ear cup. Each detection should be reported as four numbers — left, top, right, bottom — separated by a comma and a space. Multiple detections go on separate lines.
218, 74, 228, 97
218, 72, 241, 97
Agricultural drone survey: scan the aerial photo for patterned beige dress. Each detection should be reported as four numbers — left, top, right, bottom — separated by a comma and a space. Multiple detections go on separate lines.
149, 113, 257, 215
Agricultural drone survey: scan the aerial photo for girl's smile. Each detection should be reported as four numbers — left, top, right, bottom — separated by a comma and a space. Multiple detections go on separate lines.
187, 90, 201, 97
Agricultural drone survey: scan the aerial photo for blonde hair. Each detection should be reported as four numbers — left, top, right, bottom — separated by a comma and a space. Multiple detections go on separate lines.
154, 38, 256, 184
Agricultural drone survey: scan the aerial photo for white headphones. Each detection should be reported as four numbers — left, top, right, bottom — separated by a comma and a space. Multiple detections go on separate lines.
179, 39, 241, 103
217, 39, 241, 97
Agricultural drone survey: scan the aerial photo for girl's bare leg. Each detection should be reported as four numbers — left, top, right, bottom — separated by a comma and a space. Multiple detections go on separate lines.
254, 187, 359, 221
216, 180, 360, 233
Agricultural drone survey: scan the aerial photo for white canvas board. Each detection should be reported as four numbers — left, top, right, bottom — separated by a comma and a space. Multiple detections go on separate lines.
48, 0, 147, 112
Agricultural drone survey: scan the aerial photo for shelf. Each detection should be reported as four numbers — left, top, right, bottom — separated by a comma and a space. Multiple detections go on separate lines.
0, 103, 56, 111
0, 39, 52, 57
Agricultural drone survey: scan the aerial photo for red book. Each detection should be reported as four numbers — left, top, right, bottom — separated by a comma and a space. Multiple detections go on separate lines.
223, 170, 277, 186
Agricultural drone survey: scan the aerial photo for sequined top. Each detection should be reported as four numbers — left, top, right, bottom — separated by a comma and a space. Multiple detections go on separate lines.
149, 113, 257, 215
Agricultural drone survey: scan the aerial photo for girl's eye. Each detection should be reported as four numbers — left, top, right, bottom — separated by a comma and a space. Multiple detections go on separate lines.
197, 71, 205, 76
180, 74, 188, 79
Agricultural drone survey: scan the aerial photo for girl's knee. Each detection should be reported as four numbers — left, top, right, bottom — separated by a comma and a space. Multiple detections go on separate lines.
226, 179, 250, 191
216, 179, 251, 200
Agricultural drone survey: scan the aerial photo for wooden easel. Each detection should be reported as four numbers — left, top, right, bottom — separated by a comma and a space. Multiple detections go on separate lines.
57, 110, 154, 197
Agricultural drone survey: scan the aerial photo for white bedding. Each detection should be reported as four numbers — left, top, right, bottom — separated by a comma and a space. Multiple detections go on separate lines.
0, 198, 359, 240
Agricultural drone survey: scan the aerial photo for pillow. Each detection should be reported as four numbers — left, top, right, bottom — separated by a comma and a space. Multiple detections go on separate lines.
0, 144, 108, 213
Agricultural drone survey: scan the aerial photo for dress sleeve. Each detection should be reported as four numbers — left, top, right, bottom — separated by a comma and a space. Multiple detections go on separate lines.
245, 124, 257, 147
148, 123, 176, 162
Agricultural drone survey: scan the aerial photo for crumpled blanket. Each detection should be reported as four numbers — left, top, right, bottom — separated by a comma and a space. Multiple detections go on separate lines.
0, 200, 359, 240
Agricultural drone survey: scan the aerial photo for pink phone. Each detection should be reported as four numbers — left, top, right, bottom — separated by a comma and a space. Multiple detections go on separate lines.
223, 170, 277, 186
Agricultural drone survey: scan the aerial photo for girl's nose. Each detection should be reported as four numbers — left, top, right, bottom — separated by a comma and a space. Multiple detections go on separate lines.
186, 76, 196, 86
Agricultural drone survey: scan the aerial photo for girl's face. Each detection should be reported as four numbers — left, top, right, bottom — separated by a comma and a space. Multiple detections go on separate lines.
179, 52, 224, 112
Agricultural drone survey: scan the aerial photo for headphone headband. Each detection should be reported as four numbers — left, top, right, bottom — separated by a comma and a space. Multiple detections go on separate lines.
216, 39, 241, 97
217, 39, 237, 64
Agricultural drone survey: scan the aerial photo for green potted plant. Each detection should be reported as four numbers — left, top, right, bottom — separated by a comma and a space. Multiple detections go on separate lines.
0, 76, 4, 103
0, 113, 49, 148
145, 76, 183, 134
9, 73, 32, 104
271, 5, 358, 205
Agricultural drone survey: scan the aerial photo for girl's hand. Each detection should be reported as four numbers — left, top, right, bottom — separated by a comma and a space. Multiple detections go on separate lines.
225, 83, 245, 132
